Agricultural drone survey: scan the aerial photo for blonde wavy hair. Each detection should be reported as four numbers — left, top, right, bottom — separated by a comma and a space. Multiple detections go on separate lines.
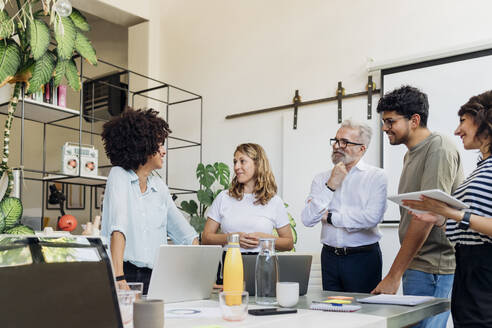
229, 143, 277, 205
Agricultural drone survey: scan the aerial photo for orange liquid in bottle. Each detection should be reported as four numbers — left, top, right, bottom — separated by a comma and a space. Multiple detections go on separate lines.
223, 234, 244, 305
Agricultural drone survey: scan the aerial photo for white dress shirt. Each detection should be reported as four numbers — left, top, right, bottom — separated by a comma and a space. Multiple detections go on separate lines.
301, 160, 387, 248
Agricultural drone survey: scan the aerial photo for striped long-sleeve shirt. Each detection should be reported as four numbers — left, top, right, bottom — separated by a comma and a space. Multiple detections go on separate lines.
447, 156, 492, 245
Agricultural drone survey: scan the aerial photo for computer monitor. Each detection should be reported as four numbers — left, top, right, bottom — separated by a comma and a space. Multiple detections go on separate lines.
0, 235, 122, 328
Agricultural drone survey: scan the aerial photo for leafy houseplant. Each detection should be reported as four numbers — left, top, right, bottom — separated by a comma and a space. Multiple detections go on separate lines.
0, 1, 96, 233
282, 203, 297, 251
0, 196, 32, 234
181, 162, 231, 233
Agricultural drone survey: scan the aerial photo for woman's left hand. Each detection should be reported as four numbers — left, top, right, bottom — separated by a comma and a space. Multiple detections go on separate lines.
240, 232, 270, 249
402, 195, 451, 217
239, 233, 259, 249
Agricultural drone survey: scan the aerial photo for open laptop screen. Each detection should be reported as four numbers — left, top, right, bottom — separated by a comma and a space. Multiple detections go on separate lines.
0, 236, 122, 328
147, 245, 222, 303
242, 254, 312, 296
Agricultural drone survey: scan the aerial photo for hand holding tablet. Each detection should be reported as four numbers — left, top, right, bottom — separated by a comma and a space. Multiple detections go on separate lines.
388, 189, 469, 214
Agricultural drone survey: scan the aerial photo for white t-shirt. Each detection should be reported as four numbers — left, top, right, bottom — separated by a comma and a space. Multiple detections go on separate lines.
207, 190, 290, 252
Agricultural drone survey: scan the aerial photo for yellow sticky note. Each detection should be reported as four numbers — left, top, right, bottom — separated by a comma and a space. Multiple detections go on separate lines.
323, 299, 352, 304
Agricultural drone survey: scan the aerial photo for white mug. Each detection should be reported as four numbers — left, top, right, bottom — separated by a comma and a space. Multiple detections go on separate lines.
276, 282, 299, 308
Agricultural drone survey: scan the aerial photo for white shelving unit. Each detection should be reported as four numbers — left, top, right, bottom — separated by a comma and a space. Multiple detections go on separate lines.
43, 174, 107, 186
0, 98, 79, 123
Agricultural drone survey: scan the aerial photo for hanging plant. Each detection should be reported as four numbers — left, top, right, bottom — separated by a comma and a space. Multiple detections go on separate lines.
0, 0, 97, 200
0, 0, 96, 234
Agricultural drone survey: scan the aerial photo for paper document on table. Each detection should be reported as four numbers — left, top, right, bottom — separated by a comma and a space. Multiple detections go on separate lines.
387, 189, 469, 214
357, 294, 436, 306
164, 304, 222, 319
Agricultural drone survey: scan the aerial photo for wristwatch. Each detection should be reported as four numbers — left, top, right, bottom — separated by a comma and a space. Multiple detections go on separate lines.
326, 211, 333, 225
458, 212, 471, 230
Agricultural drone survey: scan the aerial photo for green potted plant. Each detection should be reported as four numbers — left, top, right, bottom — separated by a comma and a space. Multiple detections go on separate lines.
0, 0, 96, 234
180, 162, 230, 233
281, 203, 298, 251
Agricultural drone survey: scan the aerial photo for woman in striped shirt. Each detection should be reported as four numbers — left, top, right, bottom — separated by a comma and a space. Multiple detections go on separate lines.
403, 90, 492, 328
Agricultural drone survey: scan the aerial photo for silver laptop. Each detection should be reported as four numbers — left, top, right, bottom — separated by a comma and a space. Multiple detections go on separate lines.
147, 245, 222, 303
242, 254, 312, 296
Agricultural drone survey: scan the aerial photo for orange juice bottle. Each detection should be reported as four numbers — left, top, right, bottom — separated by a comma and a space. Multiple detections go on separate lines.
223, 233, 244, 305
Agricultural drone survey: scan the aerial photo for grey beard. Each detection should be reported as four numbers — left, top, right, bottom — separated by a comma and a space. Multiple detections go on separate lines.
331, 151, 353, 165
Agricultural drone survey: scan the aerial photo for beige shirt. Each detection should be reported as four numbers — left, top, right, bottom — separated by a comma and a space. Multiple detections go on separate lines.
398, 132, 464, 274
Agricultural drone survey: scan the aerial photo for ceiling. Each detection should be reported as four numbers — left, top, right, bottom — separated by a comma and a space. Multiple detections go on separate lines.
71, 0, 147, 27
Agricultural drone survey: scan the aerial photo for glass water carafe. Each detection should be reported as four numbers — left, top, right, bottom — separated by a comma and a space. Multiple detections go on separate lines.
255, 238, 278, 305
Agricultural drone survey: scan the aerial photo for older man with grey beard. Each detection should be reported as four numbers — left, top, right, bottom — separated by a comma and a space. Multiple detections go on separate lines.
301, 119, 388, 293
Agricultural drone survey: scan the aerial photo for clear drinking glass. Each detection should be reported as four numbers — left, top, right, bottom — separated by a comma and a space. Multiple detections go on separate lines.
255, 238, 278, 305
117, 289, 137, 328
219, 291, 249, 321
127, 282, 143, 300
116, 282, 143, 328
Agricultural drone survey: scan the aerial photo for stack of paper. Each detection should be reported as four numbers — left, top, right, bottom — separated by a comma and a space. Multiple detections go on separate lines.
357, 295, 435, 306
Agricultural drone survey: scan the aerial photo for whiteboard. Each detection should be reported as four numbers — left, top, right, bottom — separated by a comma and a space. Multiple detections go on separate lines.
382, 50, 492, 222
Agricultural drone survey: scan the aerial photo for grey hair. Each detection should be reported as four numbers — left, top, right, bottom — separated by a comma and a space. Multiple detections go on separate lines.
340, 119, 372, 147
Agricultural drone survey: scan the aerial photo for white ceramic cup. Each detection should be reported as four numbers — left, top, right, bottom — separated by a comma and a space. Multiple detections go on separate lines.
276, 282, 299, 308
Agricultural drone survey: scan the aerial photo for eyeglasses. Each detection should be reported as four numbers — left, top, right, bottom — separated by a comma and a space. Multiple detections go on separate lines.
381, 116, 407, 128
330, 138, 363, 149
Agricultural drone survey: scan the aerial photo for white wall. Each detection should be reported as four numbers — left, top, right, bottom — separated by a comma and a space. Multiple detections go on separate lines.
151, 0, 492, 188
128, 1, 492, 299
146, 0, 492, 233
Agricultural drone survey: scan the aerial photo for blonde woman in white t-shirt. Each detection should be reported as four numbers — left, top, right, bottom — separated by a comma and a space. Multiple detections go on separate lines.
202, 143, 293, 252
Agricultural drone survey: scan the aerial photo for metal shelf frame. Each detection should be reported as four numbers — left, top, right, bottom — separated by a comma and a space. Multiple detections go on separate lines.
1, 56, 202, 228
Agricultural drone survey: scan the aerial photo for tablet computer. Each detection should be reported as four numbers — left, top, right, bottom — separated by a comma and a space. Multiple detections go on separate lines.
387, 189, 469, 214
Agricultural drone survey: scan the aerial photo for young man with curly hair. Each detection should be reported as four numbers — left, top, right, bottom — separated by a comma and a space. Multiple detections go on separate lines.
373, 86, 463, 328
101, 108, 198, 294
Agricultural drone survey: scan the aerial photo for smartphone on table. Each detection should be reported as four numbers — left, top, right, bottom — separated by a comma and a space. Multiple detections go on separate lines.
248, 308, 297, 316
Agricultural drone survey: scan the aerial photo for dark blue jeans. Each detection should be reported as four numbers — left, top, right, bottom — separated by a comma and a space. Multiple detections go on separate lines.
321, 243, 382, 293
402, 269, 453, 328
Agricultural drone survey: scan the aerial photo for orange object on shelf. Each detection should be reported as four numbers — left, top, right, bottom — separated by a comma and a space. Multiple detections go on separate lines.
58, 214, 77, 231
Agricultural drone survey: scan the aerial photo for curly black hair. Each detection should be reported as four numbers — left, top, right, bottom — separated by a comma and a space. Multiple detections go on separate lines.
101, 107, 171, 170
459, 90, 492, 154
376, 85, 429, 127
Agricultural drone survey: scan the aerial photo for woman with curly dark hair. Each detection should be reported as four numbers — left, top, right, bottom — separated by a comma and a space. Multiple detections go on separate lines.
404, 90, 492, 327
101, 108, 198, 293
202, 143, 293, 252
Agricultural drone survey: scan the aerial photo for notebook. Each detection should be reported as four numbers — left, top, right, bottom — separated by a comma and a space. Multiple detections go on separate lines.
310, 302, 361, 312
357, 294, 436, 306
147, 245, 222, 303
242, 254, 312, 296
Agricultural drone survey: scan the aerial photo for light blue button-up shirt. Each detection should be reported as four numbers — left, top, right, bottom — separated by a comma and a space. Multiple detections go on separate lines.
102, 166, 198, 268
